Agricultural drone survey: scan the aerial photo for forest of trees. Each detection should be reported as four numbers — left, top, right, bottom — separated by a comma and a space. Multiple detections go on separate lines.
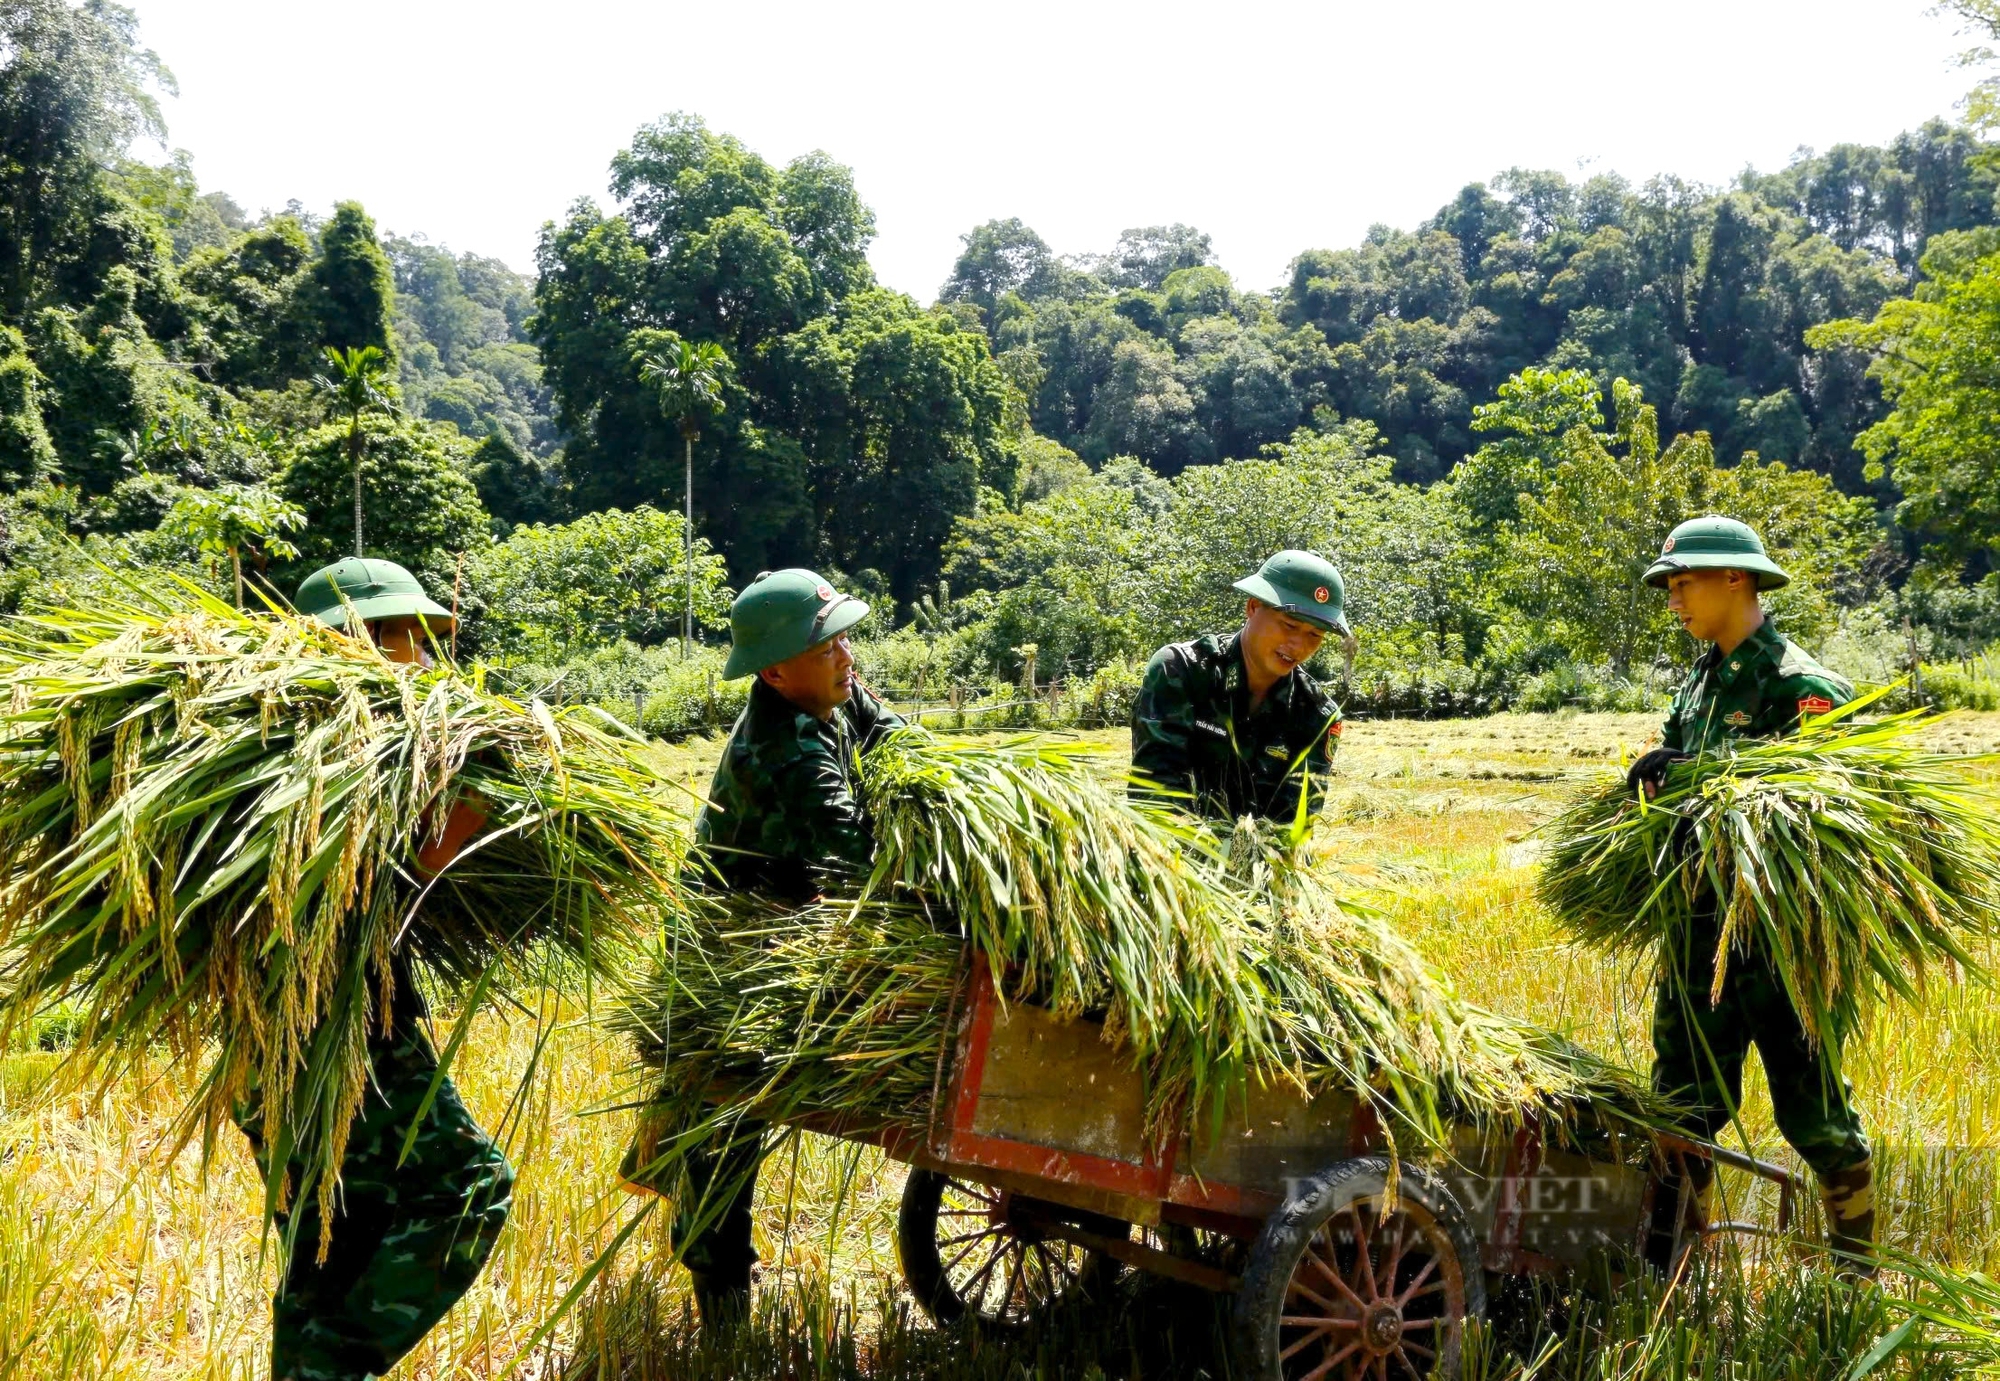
6, 0, 2000, 723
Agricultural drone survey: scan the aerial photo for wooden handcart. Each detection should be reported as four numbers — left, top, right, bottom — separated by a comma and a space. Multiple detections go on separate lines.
796, 965, 1801, 1380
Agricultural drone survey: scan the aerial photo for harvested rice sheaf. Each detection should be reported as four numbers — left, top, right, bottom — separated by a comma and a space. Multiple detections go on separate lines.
0, 581, 692, 1226
619, 731, 1655, 1170
1539, 702, 2000, 1051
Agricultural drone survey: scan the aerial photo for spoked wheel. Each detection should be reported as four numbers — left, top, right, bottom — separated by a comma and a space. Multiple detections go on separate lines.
897, 1167, 1120, 1329
1235, 1156, 1484, 1380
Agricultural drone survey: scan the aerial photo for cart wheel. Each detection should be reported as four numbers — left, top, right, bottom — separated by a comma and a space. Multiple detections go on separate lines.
1234, 1156, 1484, 1380
897, 1168, 1119, 1329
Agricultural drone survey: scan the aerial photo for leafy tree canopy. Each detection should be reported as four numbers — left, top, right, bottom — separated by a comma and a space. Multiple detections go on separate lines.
1810, 228, 2000, 569
535, 115, 1013, 602
467, 504, 730, 660
275, 412, 489, 581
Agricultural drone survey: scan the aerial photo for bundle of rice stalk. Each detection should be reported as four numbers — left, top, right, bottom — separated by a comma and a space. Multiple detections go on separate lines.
858, 733, 1275, 1127
615, 900, 963, 1140
1539, 702, 2000, 1051
0, 580, 692, 1224
621, 731, 1654, 1174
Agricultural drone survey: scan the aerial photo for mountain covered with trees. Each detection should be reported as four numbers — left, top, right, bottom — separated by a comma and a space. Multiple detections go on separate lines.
6, 0, 2000, 723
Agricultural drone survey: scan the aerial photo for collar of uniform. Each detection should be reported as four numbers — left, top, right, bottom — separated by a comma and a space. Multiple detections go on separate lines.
1711, 619, 1784, 689
1221, 629, 1295, 715
747, 675, 833, 739
1221, 630, 1247, 696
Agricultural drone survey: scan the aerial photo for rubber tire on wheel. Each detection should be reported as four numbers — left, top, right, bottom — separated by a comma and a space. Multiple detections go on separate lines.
897, 1167, 1119, 1330
1234, 1155, 1485, 1381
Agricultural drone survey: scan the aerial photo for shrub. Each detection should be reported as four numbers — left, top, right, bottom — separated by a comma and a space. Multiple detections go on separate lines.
484, 642, 745, 741
1511, 663, 1662, 715
1916, 654, 2000, 712
488, 641, 678, 708
639, 656, 749, 739
1071, 657, 1144, 729
850, 627, 982, 698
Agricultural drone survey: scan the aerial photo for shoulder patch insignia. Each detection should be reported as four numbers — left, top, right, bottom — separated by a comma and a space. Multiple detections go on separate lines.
1724, 710, 1753, 727
1798, 695, 1834, 717
1328, 719, 1344, 737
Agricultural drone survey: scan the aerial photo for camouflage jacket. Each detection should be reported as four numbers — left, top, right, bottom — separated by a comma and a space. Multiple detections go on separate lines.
693, 677, 905, 899
1129, 631, 1343, 822
1660, 619, 1853, 755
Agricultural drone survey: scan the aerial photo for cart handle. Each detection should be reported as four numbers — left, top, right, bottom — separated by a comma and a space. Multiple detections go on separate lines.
1656, 1131, 1805, 1235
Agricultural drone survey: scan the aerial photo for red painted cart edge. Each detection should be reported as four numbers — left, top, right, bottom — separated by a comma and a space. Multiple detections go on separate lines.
811, 959, 1807, 1278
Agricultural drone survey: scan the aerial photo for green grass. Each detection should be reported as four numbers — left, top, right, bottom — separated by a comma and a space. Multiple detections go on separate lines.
1, 711, 1996, 1378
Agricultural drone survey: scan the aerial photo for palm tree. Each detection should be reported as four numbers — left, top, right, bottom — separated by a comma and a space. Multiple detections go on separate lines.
639, 339, 730, 657
314, 346, 395, 557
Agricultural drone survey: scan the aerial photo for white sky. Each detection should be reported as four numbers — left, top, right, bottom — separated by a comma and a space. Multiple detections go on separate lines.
125, 0, 1976, 300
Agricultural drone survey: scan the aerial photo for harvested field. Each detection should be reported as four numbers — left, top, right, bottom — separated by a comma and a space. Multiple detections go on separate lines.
3, 711, 1996, 1379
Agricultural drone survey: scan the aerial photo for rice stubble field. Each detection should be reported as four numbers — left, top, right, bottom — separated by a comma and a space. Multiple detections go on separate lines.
3, 710, 1996, 1379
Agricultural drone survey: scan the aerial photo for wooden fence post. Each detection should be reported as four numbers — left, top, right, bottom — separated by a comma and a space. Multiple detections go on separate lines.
1904, 615, 1925, 705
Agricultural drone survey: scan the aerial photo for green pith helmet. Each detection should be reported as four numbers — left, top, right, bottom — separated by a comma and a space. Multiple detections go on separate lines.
722, 568, 870, 680
1232, 549, 1351, 634
1642, 515, 1791, 591
295, 557, 454, 631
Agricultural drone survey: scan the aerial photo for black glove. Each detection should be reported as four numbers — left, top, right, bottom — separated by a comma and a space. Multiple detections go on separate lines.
1626, 747, 1691, 796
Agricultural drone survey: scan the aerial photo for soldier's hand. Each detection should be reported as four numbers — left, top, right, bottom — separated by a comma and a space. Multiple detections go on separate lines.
416, 793, 488, 875
1626, 748, 1690, 800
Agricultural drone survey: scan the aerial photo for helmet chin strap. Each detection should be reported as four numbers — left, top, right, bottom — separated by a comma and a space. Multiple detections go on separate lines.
807, 594, 853, 644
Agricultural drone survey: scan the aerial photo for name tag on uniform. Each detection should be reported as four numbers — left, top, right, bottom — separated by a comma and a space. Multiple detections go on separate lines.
1193, 720, 1227, 737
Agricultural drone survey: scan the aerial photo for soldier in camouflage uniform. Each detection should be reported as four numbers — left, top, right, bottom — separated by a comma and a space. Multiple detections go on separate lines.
620, 569, 900, 1324
1627, 517, 1875, 1270
1131, 549, 1348, 822
234, 559, 514, 1381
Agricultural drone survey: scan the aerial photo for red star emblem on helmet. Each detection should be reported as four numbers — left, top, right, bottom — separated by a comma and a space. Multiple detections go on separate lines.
1662, 537, 1677, 553
815, 584, 834, 600
1313, 586, 1330, 603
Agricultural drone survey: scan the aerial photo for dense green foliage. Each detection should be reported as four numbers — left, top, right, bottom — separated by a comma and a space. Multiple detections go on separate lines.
1812, 230, 2000, 567
6, 0, 2000, 726
388, 234, 557, 458
467, 505, 730, 660
532, 114, 1015, 599
928, 385, 1874, 711
945, 136, 1995, 490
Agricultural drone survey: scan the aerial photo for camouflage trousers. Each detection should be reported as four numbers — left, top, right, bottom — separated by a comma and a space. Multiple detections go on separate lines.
236, 1021, 514, 1381
1650, 909, 1869, 1179
671, 1124, 765, 1293
621, 1105, 764, 1291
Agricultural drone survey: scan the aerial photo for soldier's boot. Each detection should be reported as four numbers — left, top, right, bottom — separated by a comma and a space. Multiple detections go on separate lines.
1819, 1158, 1877, 1278
689, 1263, 753, 1336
